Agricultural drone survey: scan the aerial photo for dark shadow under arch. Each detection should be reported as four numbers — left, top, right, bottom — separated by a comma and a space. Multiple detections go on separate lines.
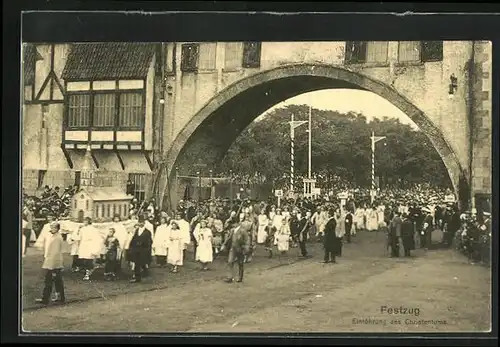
159, 63, 468, 209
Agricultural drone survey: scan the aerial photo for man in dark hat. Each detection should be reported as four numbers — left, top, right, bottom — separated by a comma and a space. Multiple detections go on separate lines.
298, 210, 311, 257
322, 208, 339, 264
388, 211, 403, 257
401, 213, 415, 256
420, 207, 434, 249
128, 216, 153, 283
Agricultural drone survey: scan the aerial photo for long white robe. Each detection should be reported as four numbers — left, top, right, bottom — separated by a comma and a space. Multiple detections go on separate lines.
272, 214, 284, 230
276, 223, 290, 252
257, 214, 269, 244
354, 208, 366, 230
152, 224, 169, 256
167, 227, 184, 266
377, 206, 386, 228
67, 227, 81, 256
194, 227, 213, 263
78, 225, 103, 260
366, 208, 379, 231
175, 219, 191, 250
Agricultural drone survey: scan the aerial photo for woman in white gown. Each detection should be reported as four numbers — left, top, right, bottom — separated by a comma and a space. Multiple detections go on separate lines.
111, 214, 128, 271
257, 210, 269, 244
193, 220, 213, 270
78, 217, 104, 281
152, 216, 169, 267
269, 206, 276, 222
366, 205, 379, 232
377, 205, 386, 229
275, 218, 291, 253
354, 206, 366, 232
167, 221, 184, 273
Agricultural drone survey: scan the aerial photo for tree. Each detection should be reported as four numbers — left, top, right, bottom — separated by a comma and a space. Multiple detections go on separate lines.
220, 105, 451, 188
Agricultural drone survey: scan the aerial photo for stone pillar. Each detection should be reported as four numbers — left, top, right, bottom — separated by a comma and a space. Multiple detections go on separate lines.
470, 41, 492, 209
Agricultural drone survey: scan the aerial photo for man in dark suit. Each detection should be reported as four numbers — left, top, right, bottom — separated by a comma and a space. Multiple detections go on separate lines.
420, 208, 434, 249
388, 211, 403, 257
401, 213, 415, 256
322, 208, 339, 264
222, 213, 251, 283
296, 211, 310, 257
128, 216, 153, 283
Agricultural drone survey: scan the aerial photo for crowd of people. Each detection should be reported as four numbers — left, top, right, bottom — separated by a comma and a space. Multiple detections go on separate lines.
23, 181, 491, 307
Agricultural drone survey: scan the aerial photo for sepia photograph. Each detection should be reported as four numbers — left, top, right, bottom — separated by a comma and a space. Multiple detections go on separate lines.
20, 39, 492, 333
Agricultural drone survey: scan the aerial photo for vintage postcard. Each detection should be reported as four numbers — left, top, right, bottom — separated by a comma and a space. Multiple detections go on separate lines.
19, 28, 492, 334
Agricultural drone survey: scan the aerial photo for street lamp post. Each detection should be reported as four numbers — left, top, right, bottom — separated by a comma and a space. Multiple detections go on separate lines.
370, 131, 386, 204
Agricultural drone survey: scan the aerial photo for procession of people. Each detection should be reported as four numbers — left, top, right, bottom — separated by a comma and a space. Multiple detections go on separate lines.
23, 180, 491, 307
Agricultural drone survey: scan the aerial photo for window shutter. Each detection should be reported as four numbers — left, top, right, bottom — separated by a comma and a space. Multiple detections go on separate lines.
421, 41, 443, 62
181, 43, 199, 72
345, 41, 367, 63
242, 42, 262, 68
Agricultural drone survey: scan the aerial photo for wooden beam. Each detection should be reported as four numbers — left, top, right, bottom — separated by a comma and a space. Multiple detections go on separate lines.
143, 151, 154, 171
60, 144, 74, 169
90, 151, 100, 169
34, 74, 51, 101
114, 148, 125, 170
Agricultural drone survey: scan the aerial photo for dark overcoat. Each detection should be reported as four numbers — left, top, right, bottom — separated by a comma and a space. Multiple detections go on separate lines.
127, 227, 153, 265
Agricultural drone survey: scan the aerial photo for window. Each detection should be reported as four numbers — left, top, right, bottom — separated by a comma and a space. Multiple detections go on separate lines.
68, 94, 91, 127
124, 204, 128, 216
66, 91, 145, 130
242, 42, 261, 68
345, 41, 367, 64
129, 173, 146, 202
421, 41, 443, 62
94, 205, 98, 218
113, 204, 116, 216
365, 42, 388, 63
74, 171, 81, 187
37, 170, 46, 189
198, 43, 217, 70
181, 43, 199, 72
86, 200, 89, 210
398, 41, 421, 63
118, 204, 121, 217
224, 42, 242, 70
107, 204, 111, 218
93, 93, 115, 127
119, 93, 143, 128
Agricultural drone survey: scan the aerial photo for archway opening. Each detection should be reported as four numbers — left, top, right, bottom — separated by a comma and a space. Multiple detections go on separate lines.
162, 64, 468, 210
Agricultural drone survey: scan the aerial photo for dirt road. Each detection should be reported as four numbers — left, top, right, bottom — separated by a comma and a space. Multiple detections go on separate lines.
22, 231, 491, 333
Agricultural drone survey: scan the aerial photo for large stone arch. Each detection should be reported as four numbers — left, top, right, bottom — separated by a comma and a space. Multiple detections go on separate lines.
159, 63, 468, 209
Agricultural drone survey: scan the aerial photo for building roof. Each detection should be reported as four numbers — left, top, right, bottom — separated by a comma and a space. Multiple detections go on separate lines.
61, 43, 156, 81
23, 44, 42, 85
76, 187, 134, 202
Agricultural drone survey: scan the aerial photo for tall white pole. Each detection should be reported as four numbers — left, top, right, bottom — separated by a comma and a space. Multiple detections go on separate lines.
290, 113, 295, 194
308, 105, 312, 179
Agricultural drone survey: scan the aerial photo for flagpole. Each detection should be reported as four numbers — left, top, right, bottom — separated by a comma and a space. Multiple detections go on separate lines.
370, 131, 386, 204
308, 105, 312, 179
290, 113, 295, 195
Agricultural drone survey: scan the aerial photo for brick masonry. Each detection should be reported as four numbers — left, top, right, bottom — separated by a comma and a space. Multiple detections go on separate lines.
471, 41, 492, 197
